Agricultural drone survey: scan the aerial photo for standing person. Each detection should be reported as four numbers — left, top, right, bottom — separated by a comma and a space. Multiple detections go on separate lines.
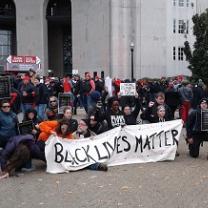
186, 98, 208, 158
0, 100, 18, 148
165, 82, 180, 119
18, 75, 36, 113
34, 76, 49, 120
63, 74, 72, 93
72, 74, 82, 115
81, 72, 95, 113
178, 81, 193, 124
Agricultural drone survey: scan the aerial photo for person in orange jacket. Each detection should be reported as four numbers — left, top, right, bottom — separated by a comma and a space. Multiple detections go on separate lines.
38, 119, 74, 142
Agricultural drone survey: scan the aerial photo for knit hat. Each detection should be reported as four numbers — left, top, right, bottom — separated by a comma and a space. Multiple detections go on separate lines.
90, 91, 101, 102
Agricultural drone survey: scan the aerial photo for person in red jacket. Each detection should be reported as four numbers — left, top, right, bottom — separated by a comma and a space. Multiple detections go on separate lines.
63, 74, 72, 93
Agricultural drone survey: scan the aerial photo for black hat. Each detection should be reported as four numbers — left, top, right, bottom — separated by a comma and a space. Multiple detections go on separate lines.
199, 98, 208, 105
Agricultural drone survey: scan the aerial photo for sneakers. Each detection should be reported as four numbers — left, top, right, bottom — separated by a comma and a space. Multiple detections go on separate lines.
97, 163, 108, 172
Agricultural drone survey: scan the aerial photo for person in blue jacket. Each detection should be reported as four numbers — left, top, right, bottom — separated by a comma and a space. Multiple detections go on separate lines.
0, 100, 18, 148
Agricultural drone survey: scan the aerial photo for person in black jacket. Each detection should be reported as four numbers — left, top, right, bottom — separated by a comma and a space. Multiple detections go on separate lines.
34, 76, 49, 120
105, 97, 125, 129
140, 92, 173, 123
186, 98, 208, 158
122, 94, 141, 125
18, 75, 36, 113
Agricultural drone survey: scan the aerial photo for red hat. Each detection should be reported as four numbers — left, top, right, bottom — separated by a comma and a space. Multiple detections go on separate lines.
23, 75, 30, 81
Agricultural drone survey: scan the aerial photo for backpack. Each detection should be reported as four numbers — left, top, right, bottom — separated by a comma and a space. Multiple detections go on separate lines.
82, 80, 92, 93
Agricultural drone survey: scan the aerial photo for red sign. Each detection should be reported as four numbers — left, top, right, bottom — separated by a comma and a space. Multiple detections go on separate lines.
11, 56, 24, 64
7, 56, 40, 64
25, 56, 36, 64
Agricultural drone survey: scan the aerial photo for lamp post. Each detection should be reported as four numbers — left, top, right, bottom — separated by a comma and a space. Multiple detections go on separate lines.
130, 42, 135, 81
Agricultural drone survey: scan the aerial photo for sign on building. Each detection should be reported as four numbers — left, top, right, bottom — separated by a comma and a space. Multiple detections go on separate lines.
120, 83, 136, 96
6, 55, 41, 73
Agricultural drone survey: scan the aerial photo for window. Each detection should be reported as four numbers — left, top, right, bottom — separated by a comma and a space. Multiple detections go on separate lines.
186, 20, 189, 34
178, 20, 185, 33
173, 47, 176, 60
173, 19, 176, 33
173, 0, 177, 6
186, 0, 189, 7
179, 0, 184, 7
0, 30, 12, 63
178, 47, 184, 61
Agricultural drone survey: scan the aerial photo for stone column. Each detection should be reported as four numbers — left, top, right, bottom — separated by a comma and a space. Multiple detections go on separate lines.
110, 0, 135, 79
14, 0, 48, 75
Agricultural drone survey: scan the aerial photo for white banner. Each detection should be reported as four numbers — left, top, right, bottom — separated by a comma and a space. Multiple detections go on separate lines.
45, 120, 183, 174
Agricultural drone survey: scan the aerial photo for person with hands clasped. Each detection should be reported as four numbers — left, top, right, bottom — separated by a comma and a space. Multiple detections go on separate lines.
186, 98, 208, 158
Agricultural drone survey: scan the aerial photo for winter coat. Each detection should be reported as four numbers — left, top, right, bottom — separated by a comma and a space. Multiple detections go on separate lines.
18, 82, 36, 104
186, 107, 206, 138
0, 134, 45, 169
124, 98, 141, 125
0, 111, 18, 140
35, 83, 49, 104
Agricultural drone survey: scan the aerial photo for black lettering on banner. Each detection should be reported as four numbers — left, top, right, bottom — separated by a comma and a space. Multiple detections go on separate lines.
116, 136, 123, 154
171, 129, 178, 145
135, 136, 143, 153
65, 151, 74, 164
164, 130, 171, 146
75, 148, 87, 163
65, 150, 79, 165
149, 133, 157, 149
54, 143, 64, 163
103, 142, 111, 158
82, 145, 97, 163
94, 145, 109, 160
122, 136, 131, 152
105, 138, 117, 152
143, 136, 151, 150
157, 131, 164, 148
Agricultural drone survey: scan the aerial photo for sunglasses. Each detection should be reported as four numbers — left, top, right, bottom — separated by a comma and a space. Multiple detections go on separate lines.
2, 105, 11, 108
50, 100, 57, 103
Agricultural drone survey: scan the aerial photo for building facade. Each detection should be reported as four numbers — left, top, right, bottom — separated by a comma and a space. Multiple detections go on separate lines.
0, 0, 208, 78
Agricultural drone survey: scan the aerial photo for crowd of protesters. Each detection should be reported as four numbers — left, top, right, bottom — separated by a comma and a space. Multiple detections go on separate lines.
0, 68, 208, 179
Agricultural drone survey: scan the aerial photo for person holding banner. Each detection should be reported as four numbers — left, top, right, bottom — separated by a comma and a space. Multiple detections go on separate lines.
186, 98, 208, 158
74, 119, 108, 171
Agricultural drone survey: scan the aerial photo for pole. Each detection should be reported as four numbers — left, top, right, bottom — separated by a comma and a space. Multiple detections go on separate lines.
131, 48, 134, 81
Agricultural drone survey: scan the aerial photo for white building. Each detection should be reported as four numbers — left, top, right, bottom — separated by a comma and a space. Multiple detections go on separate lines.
0, 0, 208, 79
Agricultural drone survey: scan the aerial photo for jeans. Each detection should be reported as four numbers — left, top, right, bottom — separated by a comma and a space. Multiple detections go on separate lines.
21, 103, 33, 114
36, 104, 47, 121
87, 162, 100, 170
